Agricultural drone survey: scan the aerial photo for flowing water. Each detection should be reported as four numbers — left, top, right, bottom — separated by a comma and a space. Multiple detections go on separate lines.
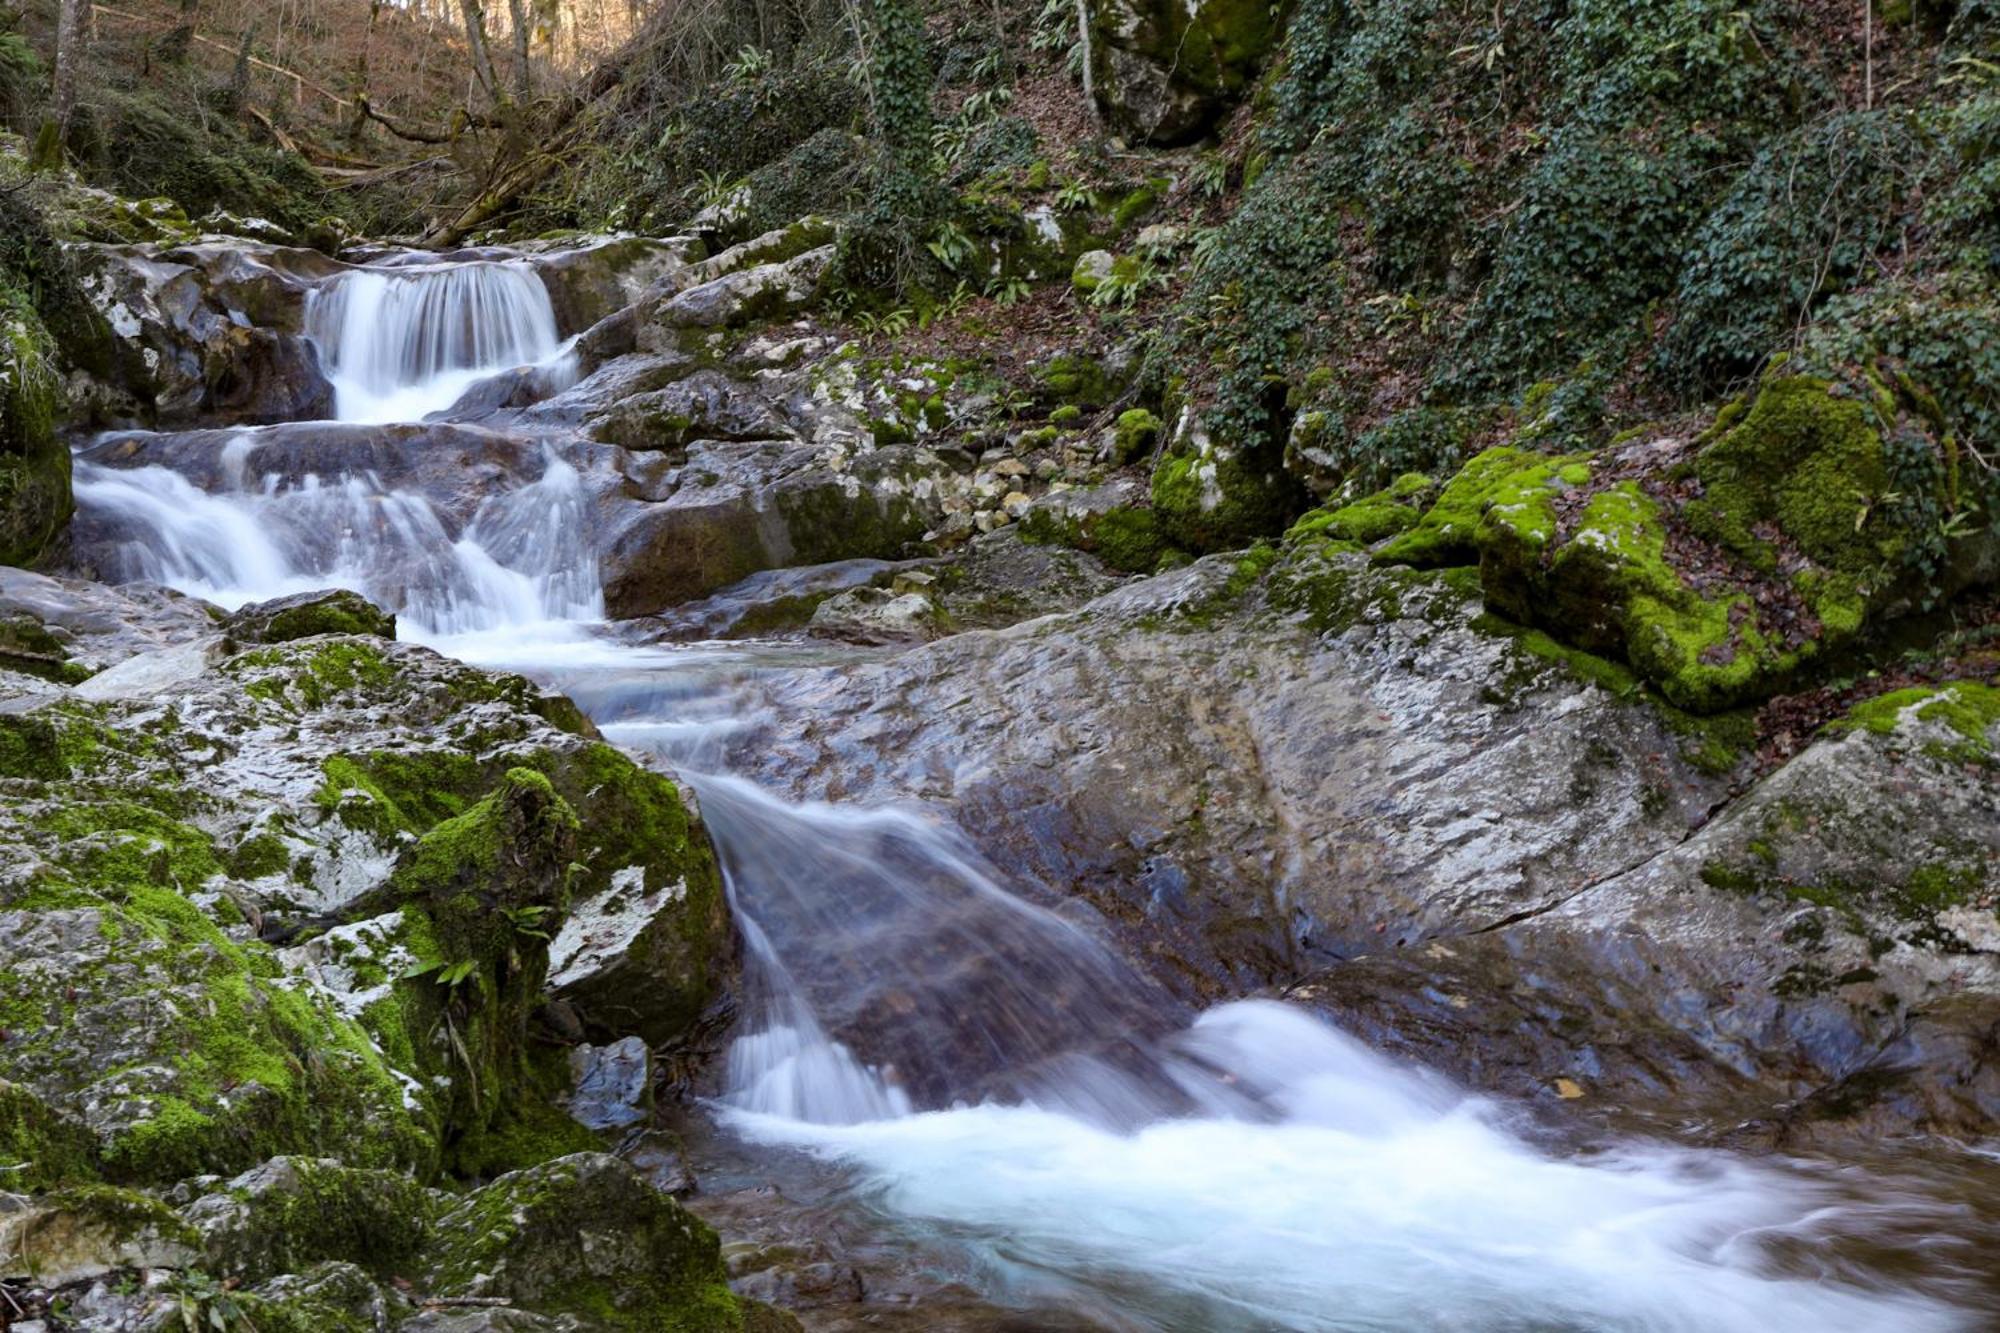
68, 249, 2000, 1331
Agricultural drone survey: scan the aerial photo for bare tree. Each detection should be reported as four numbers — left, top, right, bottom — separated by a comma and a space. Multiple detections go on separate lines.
506, 0, 533, 99
51, 0, 92, 151
459, 0, 503, 105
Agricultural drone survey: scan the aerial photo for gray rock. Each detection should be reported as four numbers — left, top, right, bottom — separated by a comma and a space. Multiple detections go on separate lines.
225, 589, 397, 645
565, 1038, 652, 1132
701, 546, 2000, 1139
640, 245, 834, 335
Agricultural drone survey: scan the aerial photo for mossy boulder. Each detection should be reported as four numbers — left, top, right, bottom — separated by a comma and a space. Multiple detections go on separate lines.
1151, 416, 1308, 553
0, 287, 69, 567
1090, 0, 1286, 143
181, 1156, 434, 1283
1019, 479, 1170, 573
420, 1153, 748, 1331
1686, 375, 1904, 577
227, 589, 397, 645
1288, 473, 1435, 546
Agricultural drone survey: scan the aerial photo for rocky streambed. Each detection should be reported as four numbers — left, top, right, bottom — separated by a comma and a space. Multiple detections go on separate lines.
1, 214, 1998, 1331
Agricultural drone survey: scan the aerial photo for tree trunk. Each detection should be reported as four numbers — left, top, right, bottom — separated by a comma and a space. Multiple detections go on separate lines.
506, 0, 532, 100
51, 0, 92, 147
348, 0, 383, 141
162, 0, 201, 62
458, 0, 502, 106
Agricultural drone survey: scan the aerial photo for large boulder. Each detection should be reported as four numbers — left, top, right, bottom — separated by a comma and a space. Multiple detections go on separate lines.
181, 1156, 433, 1283
73, 240, 339, 426
1089, 0, 1287, 143
0, 628, 732, 1189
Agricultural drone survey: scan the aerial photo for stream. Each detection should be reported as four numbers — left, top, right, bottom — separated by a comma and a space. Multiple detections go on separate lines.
67, 248, 1997, 1331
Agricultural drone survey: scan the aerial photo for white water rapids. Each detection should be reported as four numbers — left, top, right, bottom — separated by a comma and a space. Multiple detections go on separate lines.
66, 253, 1986, 1331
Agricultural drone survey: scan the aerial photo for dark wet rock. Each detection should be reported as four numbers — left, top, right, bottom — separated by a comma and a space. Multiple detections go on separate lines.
74, 241, 340, 425
419, 1153, 747, 1331
565, 1038, 653, 1132
226, 589, 396, 644
618, 1129, 698, 1198
648, 558, 919, 641
516, 350, 700, 431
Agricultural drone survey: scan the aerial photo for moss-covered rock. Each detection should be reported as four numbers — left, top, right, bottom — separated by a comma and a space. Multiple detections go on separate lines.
181, 1156, 434, 1283
0, 286, 68, 567
1686, 376, 1903, 576
1090, 0, 1284, 143
1287, 473, 1435, 545
1151, 416, 1309, 552
227, 589, 397, 645
421, 1153, 747, 1331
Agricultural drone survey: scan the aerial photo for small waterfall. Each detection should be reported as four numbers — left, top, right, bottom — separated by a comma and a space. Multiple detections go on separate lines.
72, 444, 601, 636
305, 261, 573, 423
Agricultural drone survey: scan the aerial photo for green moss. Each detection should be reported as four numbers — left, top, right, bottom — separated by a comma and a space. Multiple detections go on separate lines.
1152, 446, 1306, 553
0, 1082, 102, 1191
1373, 447, 1541, 568
1050, 404, 1083, 426
1832, 681, 2000, 762
250, 595, 396, 644
1290, 473, 1437, 546
1687, 376, 1901, 576
1035, 353, 1112, 406
1112, 408, 1161, 464
0, 286, 69, 567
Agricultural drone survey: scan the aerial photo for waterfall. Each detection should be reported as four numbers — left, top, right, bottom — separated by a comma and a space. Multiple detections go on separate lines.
68, 238, 1983, 1333
71, 443, 601, 637
305, 260, 574, 423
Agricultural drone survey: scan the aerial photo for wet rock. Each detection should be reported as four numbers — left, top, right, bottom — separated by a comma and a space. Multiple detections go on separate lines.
807, 587, 939, 645
565, 1038, 653, 1132
520, 234, 702, 335
618, 1130, 697, 1198
648, 557, 920, 641
396, 1310, 576, 1332
419, 1153, 745, 1331
74, 241, 340, 425
599, 442, 951, 617
713, 540, 2000, 1140
226, 589, 396, 644
0, 569, 219, 673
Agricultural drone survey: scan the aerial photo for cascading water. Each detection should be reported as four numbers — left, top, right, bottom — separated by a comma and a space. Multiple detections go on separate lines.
304, 258, 576, 423
69, 244, 1991, 1332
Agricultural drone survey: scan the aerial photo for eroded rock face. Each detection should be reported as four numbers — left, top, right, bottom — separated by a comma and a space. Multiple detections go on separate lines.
706, 546, 2000, 1141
